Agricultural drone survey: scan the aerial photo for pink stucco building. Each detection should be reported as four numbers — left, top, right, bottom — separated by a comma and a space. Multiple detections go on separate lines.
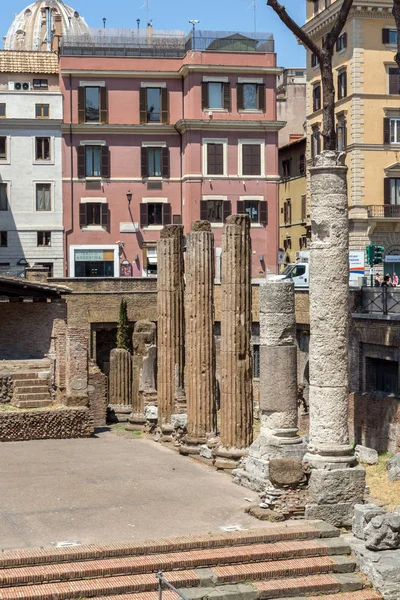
60, 28, 283, 278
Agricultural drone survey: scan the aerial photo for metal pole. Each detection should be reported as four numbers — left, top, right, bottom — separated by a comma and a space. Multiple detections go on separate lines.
158, 572, 163, 600
193, 23, 195, 50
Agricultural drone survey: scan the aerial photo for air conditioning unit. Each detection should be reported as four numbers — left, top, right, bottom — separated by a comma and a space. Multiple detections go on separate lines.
8, 81, 31, 91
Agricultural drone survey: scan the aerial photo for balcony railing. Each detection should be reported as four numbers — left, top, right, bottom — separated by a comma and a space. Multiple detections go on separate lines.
360, 287, 400, 316
367, 205, 400, 218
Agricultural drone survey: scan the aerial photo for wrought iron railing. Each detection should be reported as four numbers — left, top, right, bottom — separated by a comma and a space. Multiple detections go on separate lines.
156, 572, 189, 600
360, 287, 400, 316
367, 205, 400, 218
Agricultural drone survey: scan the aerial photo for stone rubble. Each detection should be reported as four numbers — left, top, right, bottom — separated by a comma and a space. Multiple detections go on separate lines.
386, 454, 400, 481
355, 445, 379, 466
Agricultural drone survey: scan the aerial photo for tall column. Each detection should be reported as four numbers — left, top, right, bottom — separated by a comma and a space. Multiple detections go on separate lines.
304, 151, 365, 527
214, 214, 253, 470
233, 281, 306, 490
109, 348, 133, 422
157, 225, 185, 437
127, 320, 157, 431
180, 221, 216, 456
65, 327, 88, 407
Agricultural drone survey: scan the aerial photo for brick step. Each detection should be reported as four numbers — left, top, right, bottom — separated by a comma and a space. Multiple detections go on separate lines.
279, 591, 382, 600
13, 392, 51, 401
13, 380, 43, 388
14, 385, 49, 394
12, 400, 53, 409
0, 557, 356, 600
94, 590, 382, 600
0, 539, 351, 587
253, 573, 364, 598
0, 523, 338, 570
11, 373, 40, 381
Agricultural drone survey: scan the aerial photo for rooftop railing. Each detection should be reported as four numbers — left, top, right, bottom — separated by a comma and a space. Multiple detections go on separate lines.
367, 205, 400, 218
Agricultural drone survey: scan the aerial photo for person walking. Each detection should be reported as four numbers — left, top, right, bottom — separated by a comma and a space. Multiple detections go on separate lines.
375, 273, 382, 287
393, 272, 399, 287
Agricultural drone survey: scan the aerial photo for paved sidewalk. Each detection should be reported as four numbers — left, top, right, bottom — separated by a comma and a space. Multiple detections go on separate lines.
0, 430, 263, 550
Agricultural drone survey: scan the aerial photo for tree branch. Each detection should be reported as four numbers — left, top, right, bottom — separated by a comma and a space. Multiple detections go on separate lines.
266, 0, 322, 58
326, 0, 355, 49
393, 0, 400, 70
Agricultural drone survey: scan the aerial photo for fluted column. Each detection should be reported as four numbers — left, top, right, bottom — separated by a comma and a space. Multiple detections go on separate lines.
180, 221, 216, 455
157, 225, 185, 436
109, 348, 133, 422
304, 151, 365, 527
214, 214, 253, 470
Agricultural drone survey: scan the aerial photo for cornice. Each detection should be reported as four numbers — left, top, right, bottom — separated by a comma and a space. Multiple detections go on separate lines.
61, 123, 178, 134
60, 65, 282, 79
175, 119, 286, 133
0, 118, 63, 128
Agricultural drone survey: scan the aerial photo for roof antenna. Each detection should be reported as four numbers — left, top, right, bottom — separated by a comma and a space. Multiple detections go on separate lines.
141, 0, 150, 27
248, 0, 257, 34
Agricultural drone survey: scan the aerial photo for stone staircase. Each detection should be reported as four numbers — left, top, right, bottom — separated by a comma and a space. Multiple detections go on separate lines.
0, 522, 381, 600
12, 372, 52, 409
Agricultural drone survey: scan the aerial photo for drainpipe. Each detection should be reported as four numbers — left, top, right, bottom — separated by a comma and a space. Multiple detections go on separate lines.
65, 73, 74, 276
173, 74, 185, 222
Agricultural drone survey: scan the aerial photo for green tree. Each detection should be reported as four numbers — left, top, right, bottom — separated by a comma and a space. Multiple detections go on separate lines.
116, 299, 130, 351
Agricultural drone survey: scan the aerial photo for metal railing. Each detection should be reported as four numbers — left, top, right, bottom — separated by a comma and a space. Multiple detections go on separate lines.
367, 205, 400, 218
360, 286, 400, 315
156, 572, 189, 600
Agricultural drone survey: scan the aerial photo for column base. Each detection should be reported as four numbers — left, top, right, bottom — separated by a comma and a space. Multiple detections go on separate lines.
305, 465, 366, 527
125, 412, 146, 432
108, 405, 131, 423
179, 435, 207, 456
303, 445, 358, 470
213, 446, 248, 470
159, 423, 174, 442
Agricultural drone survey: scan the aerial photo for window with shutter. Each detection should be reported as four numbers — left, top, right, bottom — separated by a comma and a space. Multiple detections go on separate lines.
141, 147, 148, 178
140, 203, 149, 227
336, 120, 347, 151
79, 204, 87, 228
101, 146, 110, 178
100, 87, 108, 124
207, 143, 224, 175
78, 87, 85, 124
301, 195, 307, 222
85, 146, 101, 177
101, 203, 109, 229
389, 118, 400, 144
259, 201, 268, 225
237, 84, 244, 110
77, 146, 85, 178
382, 28, 390, 44
337, 70, 347, 100
257, 85, 266, 112
223, 200, 231, 223
242, 144, 261, 176
201, 82, 208, 110
313, 84, 321, 111
237, 200, 244, 214
242, 84, 257, 110
244, 200, 260, 223
389, 68, 400, 95
139, 88, 147, 124
146, 88, 162, 122
162, 203, 171, 225
223, 83, 231, 111
84, 87, 100, 123
200, 200, 208, 221
162, 147, 170, 178
161, 88, 169, 124
206, 82, 223, 109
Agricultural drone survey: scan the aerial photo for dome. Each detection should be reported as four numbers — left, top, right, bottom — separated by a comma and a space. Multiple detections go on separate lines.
4, 1, 90, 51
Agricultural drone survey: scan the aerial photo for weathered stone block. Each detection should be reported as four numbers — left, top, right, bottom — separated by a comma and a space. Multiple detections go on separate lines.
269, 458, 306, 487
259, 347, 297, 413
387, 454, 400, 481
308, 466, 366, 505
305, 502, 358, 528
352, 503, 385, 541
355, 445, 378, 466
365, 513, 400, 551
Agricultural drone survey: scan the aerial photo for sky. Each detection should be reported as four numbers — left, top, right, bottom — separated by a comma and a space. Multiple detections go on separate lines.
2, 0, 306, 68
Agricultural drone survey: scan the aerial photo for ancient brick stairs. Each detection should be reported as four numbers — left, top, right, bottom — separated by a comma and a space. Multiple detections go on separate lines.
0, 522, 381, 600
12, 372, 52, 409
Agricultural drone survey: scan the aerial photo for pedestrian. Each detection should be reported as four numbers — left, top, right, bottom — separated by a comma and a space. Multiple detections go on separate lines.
382, 275, 391, 287
374, 273, 382, 287
393, 273, 399, 287
386, 274, 394, 286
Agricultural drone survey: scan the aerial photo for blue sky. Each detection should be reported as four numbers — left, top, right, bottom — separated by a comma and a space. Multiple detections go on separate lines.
2, 0, 305, 67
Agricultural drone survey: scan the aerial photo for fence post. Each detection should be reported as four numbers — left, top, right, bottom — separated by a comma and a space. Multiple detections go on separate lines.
383, 286, 388, 315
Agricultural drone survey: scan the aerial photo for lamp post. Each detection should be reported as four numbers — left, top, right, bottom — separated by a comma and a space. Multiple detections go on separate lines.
126, 192, 132, 206
102, 17, 106, 28
189, 20, 200, 51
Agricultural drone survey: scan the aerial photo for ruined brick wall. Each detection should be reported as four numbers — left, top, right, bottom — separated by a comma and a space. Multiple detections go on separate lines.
0, 408, 93, 442
88, 363, 107, 427
0, 303, 67, 360
349, 392, 400, 454
0, 376, 13, 403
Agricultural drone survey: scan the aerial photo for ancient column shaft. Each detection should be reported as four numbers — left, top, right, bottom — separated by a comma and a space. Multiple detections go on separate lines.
128, 320, 156, 430
184, 221, 216, 445
157, 225, 185, 428
109, 348, 133, 407
219, 214, 253, 452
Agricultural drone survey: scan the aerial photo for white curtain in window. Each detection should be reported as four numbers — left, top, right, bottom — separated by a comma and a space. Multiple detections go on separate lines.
37, 185, 51, 211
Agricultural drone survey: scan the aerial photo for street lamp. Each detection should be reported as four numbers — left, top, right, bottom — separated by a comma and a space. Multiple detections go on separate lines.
189, 20, 200, 50
102, 17, 106, 28
126, 192, 132, 205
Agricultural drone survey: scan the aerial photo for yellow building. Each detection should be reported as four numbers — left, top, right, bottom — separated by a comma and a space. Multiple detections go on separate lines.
305, 0, 400, 275
279, 137, 308, 265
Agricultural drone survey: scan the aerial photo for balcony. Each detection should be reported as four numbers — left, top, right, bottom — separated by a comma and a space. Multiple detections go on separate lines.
367, 205, 400, 219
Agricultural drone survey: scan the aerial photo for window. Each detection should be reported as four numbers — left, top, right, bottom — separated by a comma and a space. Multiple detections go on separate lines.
337, 119, 347, 151
313, 0, 319, 15
237, 199, 268, 225
36, 184, 51, 211
85, 146, 101, 177
242, 144, 261, 176
383, 29, 398, 45
384, 118, 400, 144
0, 183, 8, 211
283, 237, 292, 250
291, 264, 306, 278
78, 86, 108, 124
311, 53, 319, 68
145, 246, 158, 277
366, 357, 399, 395
37, 231, 51, 246
237, 83, 265, 111
311, 127, 321, 158
200, 199, 231, 223
35, 137, 50, 161
299, 235, 308, 250
141, 146, 169, 178
77, 146, 110, 179
206, 143, 224, 175
35, 104, 49, 118
299, 154, 305, 175
33, 79, 48, 89
0, 232, 7, 247
389, 68, 400, 95
388, 178, 400, 205
140, 202, 171, 227
301, 195, 307, 222
140, 87, 169, 124
284, 199, 292, 224
202, 81, 231, 111
282, 158, 291, 178
253, 345, 260, 379
0, 103, 5, 117
295, 70, 304, 77
79, 202, 109, 228
0, 137, 6, 160
313, 84, 321, 111
336, 32, 347, 52
337, 70, 347, 99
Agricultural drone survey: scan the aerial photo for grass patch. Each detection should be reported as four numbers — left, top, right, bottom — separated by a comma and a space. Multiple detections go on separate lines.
0, 403, 19, 412
365, 454, 400, 510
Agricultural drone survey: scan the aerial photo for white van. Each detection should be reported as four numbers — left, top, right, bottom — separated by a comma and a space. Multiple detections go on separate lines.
268, 262, 309, 288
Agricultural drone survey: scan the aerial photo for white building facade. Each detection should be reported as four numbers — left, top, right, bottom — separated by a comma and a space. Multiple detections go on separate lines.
0, 51, 63, 277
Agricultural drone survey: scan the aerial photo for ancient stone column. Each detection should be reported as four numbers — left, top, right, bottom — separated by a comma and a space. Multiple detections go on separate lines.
180, 221, 216, 455
304, 151, 365, 526
214, 214, 253, 469
65, 327, 88, 407
233, 281, 306, 490
109, 348, 133, 423
157, 225, 185, 437
127, 320, 157, 431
